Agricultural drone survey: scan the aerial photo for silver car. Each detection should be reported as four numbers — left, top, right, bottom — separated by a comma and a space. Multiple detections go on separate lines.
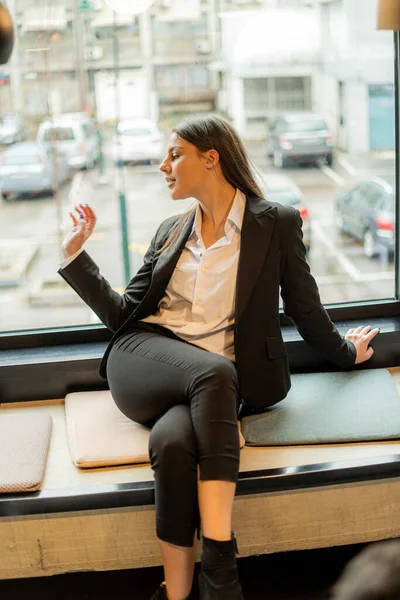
36, 113, 99, 171
0, 142, 69, 200
111, 119, 164, 166
0, 113, 25, 144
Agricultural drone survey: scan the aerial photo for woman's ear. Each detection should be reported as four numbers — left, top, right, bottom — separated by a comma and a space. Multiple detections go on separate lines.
204, 149, 219, 169
0, 3, 14, 65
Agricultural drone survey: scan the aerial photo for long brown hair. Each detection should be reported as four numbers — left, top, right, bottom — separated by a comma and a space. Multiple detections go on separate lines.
158, 113, 265, 254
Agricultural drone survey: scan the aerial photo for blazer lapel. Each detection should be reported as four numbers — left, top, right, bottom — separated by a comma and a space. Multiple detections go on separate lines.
151, 212, 195, 288
235, 196, 277, 324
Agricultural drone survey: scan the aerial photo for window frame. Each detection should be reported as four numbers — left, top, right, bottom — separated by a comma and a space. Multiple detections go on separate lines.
1, 33, 400, 353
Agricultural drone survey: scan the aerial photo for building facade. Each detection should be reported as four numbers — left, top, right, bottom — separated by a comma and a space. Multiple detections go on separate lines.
1, 0, 394, 152
214, 0, 394, 151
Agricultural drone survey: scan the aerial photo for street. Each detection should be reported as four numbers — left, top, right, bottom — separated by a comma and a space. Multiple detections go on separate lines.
0, 140, 395, 332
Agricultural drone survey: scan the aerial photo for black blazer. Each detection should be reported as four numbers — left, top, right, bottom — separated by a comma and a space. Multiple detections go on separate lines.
59, 194, 356, 411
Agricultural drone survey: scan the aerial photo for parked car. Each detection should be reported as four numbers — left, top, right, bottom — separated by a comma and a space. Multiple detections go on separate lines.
111, 118, 164, 166
0, 113, 25, 144
257, 172, 312, 253
267, 112, 335, 168
335, 178, 395, 259
0, 141, 69, 200
36, 113, 99, 171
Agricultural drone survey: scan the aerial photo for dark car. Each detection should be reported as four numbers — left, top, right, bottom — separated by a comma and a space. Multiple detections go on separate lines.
257, 172, 312, 254
335, 178, 395, 259
267, 112, 335, 168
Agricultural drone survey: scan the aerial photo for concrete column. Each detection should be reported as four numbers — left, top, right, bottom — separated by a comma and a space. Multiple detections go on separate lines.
73, 11, 89, 111
139, 10, 156, 120
231, 75, 245, 136
207, 0, 219, 97
6, 0, 23, 113
208, 0, 218, 54
345, 79, 369, 153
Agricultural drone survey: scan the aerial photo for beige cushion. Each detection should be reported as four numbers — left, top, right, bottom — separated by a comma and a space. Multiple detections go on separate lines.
65, 390, 245, 469
65, 390, 151, 468
0, 413, 52, 493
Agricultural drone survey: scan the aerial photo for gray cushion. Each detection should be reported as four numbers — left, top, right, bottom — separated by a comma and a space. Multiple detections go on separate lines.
241, 369, 400, 446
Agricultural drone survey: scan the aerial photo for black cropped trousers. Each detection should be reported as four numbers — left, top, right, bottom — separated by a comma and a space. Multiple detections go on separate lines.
106, 321, 241, 547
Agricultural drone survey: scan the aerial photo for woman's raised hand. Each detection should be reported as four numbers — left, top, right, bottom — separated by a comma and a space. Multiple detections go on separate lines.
61, 203, 97, 260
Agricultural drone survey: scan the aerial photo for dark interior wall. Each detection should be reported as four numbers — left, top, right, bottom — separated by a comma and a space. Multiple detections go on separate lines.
1, 318, 400, 404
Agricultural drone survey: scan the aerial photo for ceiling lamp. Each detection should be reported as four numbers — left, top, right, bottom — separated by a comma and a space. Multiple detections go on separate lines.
0, 3, 14, 64
377, 0, 400, 30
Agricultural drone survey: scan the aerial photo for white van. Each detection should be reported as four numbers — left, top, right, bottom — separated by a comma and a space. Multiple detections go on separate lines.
36, 113, 99, 171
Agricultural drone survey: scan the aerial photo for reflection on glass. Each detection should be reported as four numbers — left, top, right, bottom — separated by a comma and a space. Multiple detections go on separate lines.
0, 0, 396, 333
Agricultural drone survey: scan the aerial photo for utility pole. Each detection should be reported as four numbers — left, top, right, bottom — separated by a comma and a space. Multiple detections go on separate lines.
74, 1, 89, 110
139, 8, 155, 120
113, 11, 131, 283
7, 0, 23, 114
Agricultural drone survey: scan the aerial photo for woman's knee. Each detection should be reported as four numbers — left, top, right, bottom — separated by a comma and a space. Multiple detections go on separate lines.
199, 356, 238, 390
149, 405, 197, 468
192, 357, 239, 414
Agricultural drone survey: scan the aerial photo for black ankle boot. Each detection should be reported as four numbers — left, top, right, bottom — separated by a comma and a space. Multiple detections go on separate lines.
199, 533, 244, 599
150, 581, 197, 600
150, 582, 168, 600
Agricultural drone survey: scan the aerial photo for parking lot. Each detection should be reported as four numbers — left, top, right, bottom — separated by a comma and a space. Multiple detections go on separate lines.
0, 135, 395, 332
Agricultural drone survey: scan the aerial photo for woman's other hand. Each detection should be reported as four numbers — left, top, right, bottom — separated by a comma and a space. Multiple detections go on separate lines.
61, 203, 97, 260
345, 325, 380, 364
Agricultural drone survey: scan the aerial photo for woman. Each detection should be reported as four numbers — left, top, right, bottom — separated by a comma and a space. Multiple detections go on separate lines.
59, 114, 379, 600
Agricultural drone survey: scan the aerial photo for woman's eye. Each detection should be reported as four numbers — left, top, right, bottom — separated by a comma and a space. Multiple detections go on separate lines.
171, 154, 179, 160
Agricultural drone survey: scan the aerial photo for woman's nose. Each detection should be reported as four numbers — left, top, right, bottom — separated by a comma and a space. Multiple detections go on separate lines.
159, 160, 169, 173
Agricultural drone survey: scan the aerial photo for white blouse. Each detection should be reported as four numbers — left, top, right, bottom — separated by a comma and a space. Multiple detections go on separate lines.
142, 189, 246, 361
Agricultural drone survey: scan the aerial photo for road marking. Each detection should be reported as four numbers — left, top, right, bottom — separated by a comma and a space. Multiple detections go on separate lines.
379, 151, 395, 160
0, 293, 16, 303
337, 156, 357, 176
312, 220, 395, 284
315, 218, 338, 227
41, 232, 105, 244
358, 270, 394, 281
129, 242, 149, 255
315, 271, 393, 285
312, 220, 362, 281
320, 165, 346, 187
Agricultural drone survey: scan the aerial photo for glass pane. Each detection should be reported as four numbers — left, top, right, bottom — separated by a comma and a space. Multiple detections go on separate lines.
284, 119, 328, 132
42, 127, 76, 141
266, 191, 301, 207
0, 0, 396, 333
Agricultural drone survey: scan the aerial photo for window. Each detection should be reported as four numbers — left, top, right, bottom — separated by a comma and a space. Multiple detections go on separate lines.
363, 184, 385, 208
284, 119, 328, 133
0, 0, 398, 337
43, 127, 75, 142
82, 122, 95, 138
351, 185, 372, 209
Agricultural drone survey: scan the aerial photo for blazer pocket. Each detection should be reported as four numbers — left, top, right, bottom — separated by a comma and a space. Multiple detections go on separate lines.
265, 336, 287, 359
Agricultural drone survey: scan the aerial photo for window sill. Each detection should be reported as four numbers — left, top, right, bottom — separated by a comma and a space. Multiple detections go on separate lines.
1, 316, 400, 403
